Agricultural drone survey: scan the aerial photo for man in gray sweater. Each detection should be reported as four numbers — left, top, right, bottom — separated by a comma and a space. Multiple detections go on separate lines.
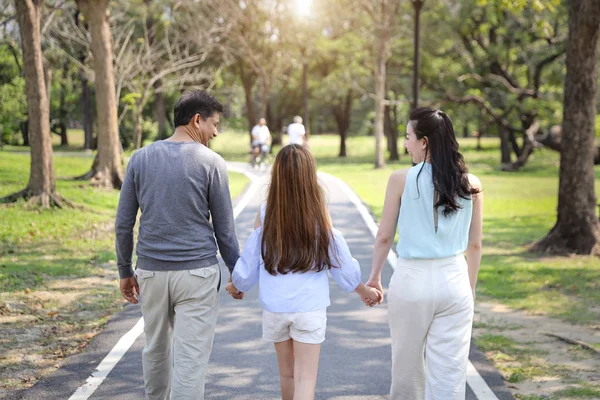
115, 91, 241, 400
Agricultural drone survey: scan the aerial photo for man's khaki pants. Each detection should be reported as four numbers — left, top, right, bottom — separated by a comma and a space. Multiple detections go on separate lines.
135, 265, 220, 400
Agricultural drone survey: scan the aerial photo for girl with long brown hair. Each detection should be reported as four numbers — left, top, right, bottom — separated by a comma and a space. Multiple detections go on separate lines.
227, 144, 381, 400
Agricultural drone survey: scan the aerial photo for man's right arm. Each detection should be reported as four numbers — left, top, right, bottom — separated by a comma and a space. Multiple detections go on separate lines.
209, 156, 241, 273
115, 156, 139, 279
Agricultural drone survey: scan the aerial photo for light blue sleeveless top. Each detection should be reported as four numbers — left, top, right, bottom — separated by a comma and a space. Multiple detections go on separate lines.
396, 162, 472, 259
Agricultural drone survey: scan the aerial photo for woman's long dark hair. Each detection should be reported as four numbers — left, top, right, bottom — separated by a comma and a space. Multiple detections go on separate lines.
410, 107, 480, 216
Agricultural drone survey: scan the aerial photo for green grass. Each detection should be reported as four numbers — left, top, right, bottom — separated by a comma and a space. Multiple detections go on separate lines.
474, 334, 579, 390
0, 149, 249, 292
552, 386, 600, 398
515, 385, 600, 399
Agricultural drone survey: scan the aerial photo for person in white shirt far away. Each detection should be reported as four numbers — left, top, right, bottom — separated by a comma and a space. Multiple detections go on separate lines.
250, 118, 271, 164
226, 144, 382, 400
287, 115, 306, 145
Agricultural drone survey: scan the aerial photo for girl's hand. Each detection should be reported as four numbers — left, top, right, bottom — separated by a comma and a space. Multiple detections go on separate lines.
355, 283, 383, 307
365, 279, 384, 304
362, 286, 383, 307
226, 282, 244, 300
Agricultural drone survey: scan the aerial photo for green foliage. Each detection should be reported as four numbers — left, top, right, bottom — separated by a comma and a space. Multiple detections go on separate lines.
0, 76, 26, 145
419, 0, 567, 139
141, 117, 159, 145
0, 44, 20, 85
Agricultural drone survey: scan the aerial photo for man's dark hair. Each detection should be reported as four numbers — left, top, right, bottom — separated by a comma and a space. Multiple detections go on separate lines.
173, 91, 224, 127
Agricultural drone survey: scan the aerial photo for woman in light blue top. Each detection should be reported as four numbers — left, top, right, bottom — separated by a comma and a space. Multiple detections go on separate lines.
365, 108, 483, 400
226, 144, 382, 400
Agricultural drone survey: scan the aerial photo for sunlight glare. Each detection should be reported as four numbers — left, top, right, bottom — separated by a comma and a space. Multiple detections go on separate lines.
295, 0, 313, 17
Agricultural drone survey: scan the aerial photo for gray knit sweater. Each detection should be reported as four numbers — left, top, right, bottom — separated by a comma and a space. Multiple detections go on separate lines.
115, 140, 240, 279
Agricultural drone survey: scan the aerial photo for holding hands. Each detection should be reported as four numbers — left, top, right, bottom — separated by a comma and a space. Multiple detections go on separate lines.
355, 282, 384, 307
226, 276, 244, 300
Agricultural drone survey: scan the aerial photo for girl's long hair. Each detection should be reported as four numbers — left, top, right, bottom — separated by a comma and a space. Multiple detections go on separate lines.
410, 107, 480, 216
261, 144, 335, 275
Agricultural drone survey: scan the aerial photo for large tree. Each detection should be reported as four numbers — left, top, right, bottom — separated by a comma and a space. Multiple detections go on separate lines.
422, 0, 566, 170
3, 0, 63, 207
359, 0, 401, 168
534, 0, 600, 255
75, 0, 122, 188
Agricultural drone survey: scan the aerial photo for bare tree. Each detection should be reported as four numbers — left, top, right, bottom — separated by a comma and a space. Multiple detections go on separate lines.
75, 0, 122, 188
533, 0, 600, 255
360, 0, 401, 168
117, 10, 220, 149
3, 0, 66, 207
218, 0, 288, 142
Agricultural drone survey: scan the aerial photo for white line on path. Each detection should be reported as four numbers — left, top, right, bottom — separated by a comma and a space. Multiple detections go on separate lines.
68, 319, 144, 400
318, 171, 500, 400
68, 166, 260, 400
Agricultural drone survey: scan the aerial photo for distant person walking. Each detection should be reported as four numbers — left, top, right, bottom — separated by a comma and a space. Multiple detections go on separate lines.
250, 118, 272, 167
287, 116, 306, 145
115, 90, 241, 400
365, 107, 483, 400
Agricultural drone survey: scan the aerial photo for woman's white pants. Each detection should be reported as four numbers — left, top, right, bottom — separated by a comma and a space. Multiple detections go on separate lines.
388, 255, 474, 400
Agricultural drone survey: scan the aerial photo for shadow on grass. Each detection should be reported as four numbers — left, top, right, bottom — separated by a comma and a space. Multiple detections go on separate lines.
484, 215, 552, 249
478, 214, 600, 324
479, 251, 600, 324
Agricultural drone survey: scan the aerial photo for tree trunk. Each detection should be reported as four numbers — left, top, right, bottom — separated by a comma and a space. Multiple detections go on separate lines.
499, 126, 511, 164
503, 122, 539, 171
155, 88, 167, 139
75, 9, 94, 150
134, 98, 143, 150
239, 62, 256, 144
374, 35, 386, 169
302, 55, 310, 139
411, 0, 423, 111
258, 77, 270, 124
43, 60, 52, 112
508, 130, 522, 157
76, 0, 123, 189
21, 120, 30, 146
476, 110, 484, 150
384, 104, 391, 152
385, 103, 399, 161
5, 0, 60, 207
80, 69, 94, 150
58, 59, 69, 146
333, 89, 353, 158
534, 0, 600, 255
339, 129, 347, 157
144, 2, 167, 141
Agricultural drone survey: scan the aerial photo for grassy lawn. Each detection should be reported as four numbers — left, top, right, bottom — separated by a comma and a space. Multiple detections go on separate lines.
0, 141, 248, 393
